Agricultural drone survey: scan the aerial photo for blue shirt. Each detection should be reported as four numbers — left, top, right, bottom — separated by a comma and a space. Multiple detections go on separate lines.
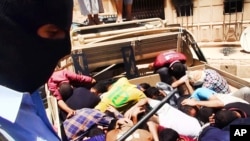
190, 87, 216, 101
0, 85, 60, 141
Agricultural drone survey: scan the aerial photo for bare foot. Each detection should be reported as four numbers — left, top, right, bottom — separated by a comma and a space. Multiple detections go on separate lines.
116, 18, 123, 23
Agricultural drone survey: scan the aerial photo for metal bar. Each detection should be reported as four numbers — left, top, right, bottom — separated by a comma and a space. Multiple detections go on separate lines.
70, 18, 164, 37
117, 88, 178, 141
92, 64, 116, 78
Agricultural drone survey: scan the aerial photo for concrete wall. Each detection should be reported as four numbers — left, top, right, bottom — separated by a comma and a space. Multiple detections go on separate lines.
165, 0, 250, 44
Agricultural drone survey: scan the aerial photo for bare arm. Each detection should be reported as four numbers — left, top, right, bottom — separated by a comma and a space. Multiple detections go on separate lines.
147, 121, 159, 141
106, 105, 124, 119
185, 78, 194, 94
171, 74, 187, 88
181, 97, 224, 108
131, 106, 146, 124
124, 98, 148, 119
57, 100, 75, 118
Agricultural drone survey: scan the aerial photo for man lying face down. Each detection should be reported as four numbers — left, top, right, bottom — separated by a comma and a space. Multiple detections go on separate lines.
63, 107, 129, 141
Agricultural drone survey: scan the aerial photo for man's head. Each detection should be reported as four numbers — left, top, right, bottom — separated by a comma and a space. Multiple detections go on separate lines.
197, 107, 218, 124
213, 110, 238, 129
177, 95, 199, 117
169, 62, 187, 80
158, 128, 180, 141
0, 0, 73, 93
90, 79, 116, 96
58, 82, 73, 101
144, 86, 164, 100
137, 83, 151, 92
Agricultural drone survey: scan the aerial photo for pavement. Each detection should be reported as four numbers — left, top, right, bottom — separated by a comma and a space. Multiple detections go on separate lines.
194, 46, 250, 81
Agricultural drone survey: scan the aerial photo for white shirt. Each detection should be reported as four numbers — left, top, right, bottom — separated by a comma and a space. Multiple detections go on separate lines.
148, 98, 202, 137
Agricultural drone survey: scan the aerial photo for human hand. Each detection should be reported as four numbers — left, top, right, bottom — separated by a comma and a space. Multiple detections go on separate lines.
171, 81, 178, 88
131, 106, 145, 117
181, 98, 197, 106
66, 110, 76, 119
148, 63, 154, 70
116, 118, 133, 127
209, 113, 215, 124
107, 105, 118, 113
91, 79, 96, 84
124, 108, 134, 119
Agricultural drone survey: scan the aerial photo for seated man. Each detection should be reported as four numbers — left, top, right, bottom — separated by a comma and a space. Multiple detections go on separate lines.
148, 50, 187, 85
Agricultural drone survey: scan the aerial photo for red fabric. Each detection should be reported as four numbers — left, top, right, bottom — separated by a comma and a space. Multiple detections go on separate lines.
153, 51, 186, 70
47, 69, 93, 100
179, 135, 197, 141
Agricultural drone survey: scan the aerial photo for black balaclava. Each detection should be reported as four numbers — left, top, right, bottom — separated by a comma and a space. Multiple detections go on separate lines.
0, 0, 73, 93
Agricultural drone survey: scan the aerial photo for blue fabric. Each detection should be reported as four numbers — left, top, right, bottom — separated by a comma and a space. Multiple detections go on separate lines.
199, 118, 250, 141
0, 91, 60, 141
190, 87, 216, 101
198, 126, 229, 141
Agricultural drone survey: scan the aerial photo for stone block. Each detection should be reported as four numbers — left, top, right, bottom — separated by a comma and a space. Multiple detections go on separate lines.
237, 65, 250, 78
220, 64, 237, 75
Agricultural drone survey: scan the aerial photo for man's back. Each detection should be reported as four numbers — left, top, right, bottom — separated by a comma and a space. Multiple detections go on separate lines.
95, 77, 147, 113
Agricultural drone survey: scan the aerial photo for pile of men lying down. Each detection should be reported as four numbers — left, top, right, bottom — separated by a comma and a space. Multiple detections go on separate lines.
48, 51, 250, 141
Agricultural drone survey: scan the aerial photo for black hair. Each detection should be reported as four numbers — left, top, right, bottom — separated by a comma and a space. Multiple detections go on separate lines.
158, 128, 180, 141
176, 95, 190, 108
177, 95, 199, 117
107, 119, 118, 131
58, 82, 73, 101
197, 107, 218, 124
138, 83, 151, 91
144, 87, 160, 98
104, 110, 118, 131
214, 110, 238, 129
87, 125, 105, 137
92, 81, 108, 94
92, 78, 118, 95
169, 62, 187, 79
144, 87, 164, 100
104, 110, 116, 118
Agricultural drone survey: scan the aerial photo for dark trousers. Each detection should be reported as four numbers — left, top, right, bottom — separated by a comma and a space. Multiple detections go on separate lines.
155, 67, 174, 85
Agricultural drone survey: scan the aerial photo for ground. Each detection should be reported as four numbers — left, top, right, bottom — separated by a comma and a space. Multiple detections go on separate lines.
196, 46, 250, 81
